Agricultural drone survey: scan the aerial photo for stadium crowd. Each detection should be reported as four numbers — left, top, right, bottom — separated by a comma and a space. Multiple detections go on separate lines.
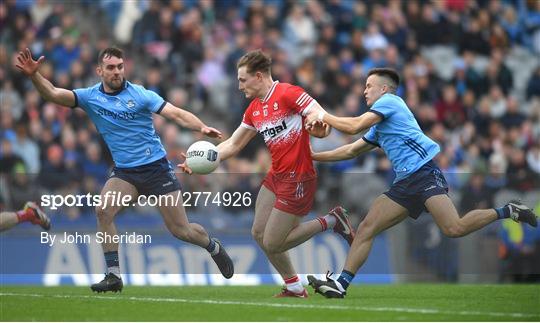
1, 0, 539, 222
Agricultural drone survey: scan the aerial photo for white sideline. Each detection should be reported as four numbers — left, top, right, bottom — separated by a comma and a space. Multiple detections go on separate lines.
0, 292, 538, 319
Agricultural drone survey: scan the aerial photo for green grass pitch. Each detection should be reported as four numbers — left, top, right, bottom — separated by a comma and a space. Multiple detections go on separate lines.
1, 284, 539, 321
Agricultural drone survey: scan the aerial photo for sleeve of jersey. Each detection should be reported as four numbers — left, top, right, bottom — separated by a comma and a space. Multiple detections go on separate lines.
142, 87, 166, 113
240, 109, 256, 130
72, 88, 90, 110
285, 86, 316, 116
362, 126, 380, 147
369, 97, 394, 120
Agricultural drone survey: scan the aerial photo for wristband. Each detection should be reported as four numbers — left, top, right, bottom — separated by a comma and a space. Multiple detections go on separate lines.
318, 110, 326, 122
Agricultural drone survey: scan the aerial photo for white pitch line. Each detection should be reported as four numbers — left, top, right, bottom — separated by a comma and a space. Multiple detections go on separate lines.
1, 292, 538, 319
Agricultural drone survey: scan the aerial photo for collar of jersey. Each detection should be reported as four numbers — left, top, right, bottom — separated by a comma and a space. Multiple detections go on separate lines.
99, 80, 128, 96
260, 80, 279, 103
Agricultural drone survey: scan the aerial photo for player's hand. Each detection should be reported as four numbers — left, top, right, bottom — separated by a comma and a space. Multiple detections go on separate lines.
15, 48, 44, 76
310, 148, 322, 161
305, 107, 326, 125
177, 152, 193, 175
201, 126, 223, 139
306, 120, 331, 138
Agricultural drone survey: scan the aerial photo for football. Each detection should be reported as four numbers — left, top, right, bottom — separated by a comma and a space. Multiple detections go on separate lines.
185, 140, 220, 174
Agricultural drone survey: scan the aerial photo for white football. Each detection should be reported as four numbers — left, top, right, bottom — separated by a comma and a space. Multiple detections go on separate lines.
185, 141, 220, 174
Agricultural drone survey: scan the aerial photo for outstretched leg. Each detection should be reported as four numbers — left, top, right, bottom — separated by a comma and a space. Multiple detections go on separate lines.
308, 194, 408, 298
157, 190, 234, 279
0, 202, 50, 232
426, 195, 537, 238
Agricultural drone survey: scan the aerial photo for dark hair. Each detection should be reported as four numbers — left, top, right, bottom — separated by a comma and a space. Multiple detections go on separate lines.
236, 49, 272, 75
97, 47, 124, 65
367, 68, 400, 92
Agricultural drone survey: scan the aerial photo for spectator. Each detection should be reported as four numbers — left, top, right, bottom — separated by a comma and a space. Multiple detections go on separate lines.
12, 122, 40, 173
526, 67, 540, 101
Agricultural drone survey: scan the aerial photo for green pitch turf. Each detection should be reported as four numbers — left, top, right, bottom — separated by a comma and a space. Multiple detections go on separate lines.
1, 284, 538, 321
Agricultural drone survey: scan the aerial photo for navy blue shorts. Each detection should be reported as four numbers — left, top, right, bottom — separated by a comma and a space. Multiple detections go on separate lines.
110, 157, 181, 196
384, 160, 449, 219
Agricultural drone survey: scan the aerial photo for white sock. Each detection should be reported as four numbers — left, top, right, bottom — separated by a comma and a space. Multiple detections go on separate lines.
285, 276, 304, 293
107, 266, 121, 278
323, 214, 336, 229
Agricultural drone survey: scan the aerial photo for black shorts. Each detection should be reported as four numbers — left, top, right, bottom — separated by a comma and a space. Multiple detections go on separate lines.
110, 157, 181, 196
384, 160, 449, 219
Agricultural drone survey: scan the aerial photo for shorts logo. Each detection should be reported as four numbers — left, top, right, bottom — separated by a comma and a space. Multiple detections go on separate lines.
295, 182, 304, 199
162, 181, 173, 187
424, 185, 437, 191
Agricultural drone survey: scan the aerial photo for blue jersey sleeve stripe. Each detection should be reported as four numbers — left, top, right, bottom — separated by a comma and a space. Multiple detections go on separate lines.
156, 101, 166, 114
369, 109, 385, 119
71, 90, 78, 108
362, 136, 380, 147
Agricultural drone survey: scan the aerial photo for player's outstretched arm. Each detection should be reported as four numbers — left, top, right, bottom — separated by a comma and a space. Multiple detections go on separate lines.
312, 138, 376, 162
217, 126, 257, 162
160, 103, 222, 138
15, 48, 75, 107
306, 108, 382, 135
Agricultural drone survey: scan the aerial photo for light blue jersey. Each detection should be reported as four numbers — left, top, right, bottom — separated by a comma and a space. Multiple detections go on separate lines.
363, 93, 440, 183
73, 81, 167, 168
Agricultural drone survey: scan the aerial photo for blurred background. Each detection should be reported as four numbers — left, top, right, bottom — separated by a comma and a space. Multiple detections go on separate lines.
1, 0, 539, 285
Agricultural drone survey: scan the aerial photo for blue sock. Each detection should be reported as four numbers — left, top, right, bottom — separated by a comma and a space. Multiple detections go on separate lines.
336, 270, 355, 290
104, 251, 119, 268
495, 205, 511, 219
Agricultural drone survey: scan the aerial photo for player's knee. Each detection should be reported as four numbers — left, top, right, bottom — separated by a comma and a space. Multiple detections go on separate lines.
251, 228, 264, 246
262, 237, 283, 253
357, 218, 377, 240
441, 223, 466, 238
95, 206, 115, 224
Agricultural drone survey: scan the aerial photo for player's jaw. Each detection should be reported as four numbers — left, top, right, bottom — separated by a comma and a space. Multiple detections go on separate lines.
106, 76, 124, 90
